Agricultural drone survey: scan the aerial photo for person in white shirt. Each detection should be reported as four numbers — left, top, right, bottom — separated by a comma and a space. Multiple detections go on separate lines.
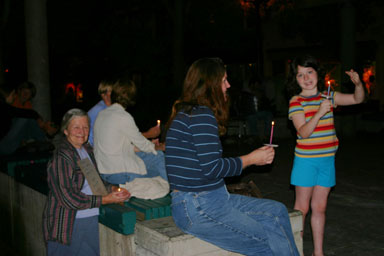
93, 79, 167, 186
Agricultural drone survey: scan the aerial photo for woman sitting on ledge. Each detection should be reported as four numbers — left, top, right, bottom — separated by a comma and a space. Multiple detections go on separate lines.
42, 108, 130, 256
165, 58, 299, 256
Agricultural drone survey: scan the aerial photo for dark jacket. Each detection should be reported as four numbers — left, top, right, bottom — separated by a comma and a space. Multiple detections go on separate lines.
1, 95, 40, 140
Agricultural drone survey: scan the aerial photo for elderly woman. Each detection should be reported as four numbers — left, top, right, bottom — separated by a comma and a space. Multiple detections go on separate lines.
42, 108, 130, 256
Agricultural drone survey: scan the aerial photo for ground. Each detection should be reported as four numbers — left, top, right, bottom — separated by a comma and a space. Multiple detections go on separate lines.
223, 132, 384, 256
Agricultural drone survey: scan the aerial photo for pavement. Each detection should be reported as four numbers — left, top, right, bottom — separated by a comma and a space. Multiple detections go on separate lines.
223, 131, 384, 256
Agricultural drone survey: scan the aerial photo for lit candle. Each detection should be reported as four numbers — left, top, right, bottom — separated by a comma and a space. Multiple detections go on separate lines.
327, 81, 331, 97
269, 121, 275, 145
157, 120, 161, 126
117, 187, 121, 192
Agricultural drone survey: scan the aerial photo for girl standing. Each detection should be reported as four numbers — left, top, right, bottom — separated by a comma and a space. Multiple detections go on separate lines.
287, 55, 365, 256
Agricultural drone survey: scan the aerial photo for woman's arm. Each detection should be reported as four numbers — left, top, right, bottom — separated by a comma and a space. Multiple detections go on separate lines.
122, 112, 157, 153
48, 154, 101, 210
240, 146, 275, 169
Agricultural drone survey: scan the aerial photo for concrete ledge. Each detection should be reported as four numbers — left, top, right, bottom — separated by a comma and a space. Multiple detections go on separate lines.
99, 223, 136, 256
135, 213, 303, 256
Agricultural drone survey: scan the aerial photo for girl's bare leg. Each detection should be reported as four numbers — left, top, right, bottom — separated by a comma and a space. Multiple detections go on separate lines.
310, 185, 331, 256
294, 186, 314, 237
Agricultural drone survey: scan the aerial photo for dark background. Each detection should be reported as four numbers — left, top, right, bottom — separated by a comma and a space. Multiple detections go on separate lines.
2, 0, 383, 128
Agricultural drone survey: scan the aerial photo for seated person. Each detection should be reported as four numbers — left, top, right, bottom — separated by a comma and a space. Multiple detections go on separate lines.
12, 81, 36, 109
0, 82, 52, 155
12, 81, 57, 137
93, 79, 168, 187
87, 79, 113, 146
43, 108, 130, 255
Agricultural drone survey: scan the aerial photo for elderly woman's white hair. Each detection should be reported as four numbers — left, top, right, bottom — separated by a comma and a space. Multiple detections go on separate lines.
60, 108, 90, 134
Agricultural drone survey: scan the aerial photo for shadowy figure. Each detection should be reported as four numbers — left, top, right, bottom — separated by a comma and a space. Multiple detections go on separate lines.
12, 81, 36, 109
0, 82, 54, 155
241, 75, 274, 141
12, 81, 58, 137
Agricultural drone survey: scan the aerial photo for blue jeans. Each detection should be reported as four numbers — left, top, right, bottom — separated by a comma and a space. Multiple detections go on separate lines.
171, 186, 299, 256
100, 150, 168, 184
47, 216, 99, 256
0, 118, 46, 155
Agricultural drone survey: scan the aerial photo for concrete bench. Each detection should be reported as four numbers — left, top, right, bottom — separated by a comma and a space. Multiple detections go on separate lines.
134, 212, 303, 256
99, 210, 303, 256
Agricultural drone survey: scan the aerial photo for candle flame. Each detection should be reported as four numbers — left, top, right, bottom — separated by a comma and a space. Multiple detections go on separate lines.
271, 121, 275, 126
328, 81, 331, 85
157, 120, 161, 126
117, 187, 121, 192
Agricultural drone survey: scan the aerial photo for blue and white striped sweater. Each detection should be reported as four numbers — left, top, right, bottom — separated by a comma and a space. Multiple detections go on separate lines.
165, 106, 242, 192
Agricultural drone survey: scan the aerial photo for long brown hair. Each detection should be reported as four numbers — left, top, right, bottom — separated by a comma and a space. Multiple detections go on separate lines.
168, 57, 229, 135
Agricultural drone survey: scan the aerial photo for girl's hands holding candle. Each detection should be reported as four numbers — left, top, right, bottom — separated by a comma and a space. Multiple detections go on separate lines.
318, 98, 332, 116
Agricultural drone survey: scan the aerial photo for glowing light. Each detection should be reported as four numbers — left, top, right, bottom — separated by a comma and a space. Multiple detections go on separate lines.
362, 65, 375, 94
65, 83, 83, 102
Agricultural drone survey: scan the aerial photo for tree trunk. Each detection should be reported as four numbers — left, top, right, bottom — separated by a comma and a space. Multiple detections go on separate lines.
24, 0, 51, 120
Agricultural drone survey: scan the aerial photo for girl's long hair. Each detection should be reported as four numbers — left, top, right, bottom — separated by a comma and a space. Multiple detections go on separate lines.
286, 55, 325, 97
167, 57, 229, 135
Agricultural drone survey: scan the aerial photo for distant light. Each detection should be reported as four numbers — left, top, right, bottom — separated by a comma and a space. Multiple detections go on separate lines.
5, 69, 9, 73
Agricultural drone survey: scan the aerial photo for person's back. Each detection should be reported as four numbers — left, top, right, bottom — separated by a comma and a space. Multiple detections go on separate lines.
94, 103, 155, 176
87, 79, 113, 146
